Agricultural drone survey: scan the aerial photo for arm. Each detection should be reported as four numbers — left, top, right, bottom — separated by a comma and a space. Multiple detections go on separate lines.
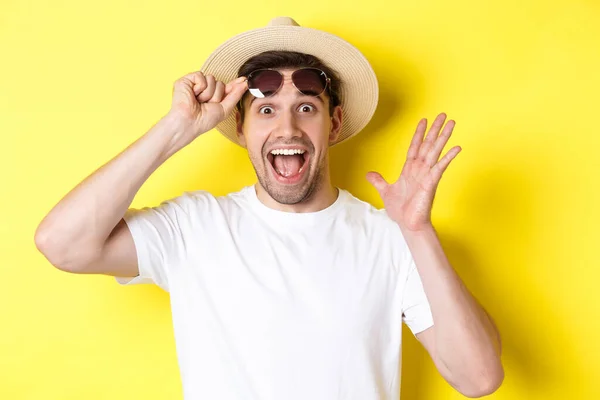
34, 112, 187, 273
34, 73, 248, 275
405, 225, 503, 397
367, 113, 503, 397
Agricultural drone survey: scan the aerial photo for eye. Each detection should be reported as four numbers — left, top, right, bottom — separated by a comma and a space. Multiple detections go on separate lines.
298, 104, 315, 113
258, 106, 274, 114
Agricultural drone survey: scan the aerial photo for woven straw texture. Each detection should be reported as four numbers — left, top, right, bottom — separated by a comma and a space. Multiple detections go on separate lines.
200, 19, 379, 147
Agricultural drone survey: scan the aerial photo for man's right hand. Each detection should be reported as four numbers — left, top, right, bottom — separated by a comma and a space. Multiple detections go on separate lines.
168, 71, 248, 140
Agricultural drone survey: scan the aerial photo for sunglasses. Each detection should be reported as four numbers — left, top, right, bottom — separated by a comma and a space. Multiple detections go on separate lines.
244, 68, 331, 99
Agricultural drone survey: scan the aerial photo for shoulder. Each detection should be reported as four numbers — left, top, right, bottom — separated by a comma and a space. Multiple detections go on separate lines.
340, 189, 399, 230
341, 189, 411, 268
168, 186, 253, 216
136, 187, 251, 233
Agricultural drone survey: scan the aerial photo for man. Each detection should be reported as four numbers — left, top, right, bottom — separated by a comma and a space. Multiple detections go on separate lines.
35, 17, 503, 399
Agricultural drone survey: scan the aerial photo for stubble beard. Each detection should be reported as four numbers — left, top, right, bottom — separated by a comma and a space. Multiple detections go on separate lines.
250, 150, 328, 205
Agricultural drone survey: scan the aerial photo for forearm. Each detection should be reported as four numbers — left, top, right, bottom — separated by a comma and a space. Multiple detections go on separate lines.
35, 112, 189, 269
401, 224, 503, 390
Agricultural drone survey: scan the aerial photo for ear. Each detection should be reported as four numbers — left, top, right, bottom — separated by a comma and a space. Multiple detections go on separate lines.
235, 110, 247, 148
328, 105, 343, 144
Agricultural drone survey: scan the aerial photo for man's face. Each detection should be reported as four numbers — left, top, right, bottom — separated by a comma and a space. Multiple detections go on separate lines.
236, 69, 342, 205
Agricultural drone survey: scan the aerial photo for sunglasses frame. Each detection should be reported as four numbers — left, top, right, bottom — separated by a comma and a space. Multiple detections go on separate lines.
245, 67, 331, 99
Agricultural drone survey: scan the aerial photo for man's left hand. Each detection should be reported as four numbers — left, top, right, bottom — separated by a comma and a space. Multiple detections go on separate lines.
366, 113, 461, 232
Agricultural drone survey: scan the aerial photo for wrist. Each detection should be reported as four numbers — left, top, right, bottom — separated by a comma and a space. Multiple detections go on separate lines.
162, 110, 194, 135
396, 221, 436, 237
146, 112, 195, 164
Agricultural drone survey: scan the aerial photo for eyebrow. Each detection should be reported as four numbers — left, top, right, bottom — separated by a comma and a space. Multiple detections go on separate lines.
248, 93, 325, 107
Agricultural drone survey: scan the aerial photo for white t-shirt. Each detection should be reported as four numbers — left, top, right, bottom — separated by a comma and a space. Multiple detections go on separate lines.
116, 185, 433, 400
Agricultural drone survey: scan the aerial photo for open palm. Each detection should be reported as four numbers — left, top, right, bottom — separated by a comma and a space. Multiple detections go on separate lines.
367, 113, 461, 232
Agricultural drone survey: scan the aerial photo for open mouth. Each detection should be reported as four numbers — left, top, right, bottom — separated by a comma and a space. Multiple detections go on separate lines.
266, 149, 310, 184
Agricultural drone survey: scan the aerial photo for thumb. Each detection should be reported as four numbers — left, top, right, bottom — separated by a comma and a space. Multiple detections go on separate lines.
366, 171, 389, 194
221, 77, 248, 116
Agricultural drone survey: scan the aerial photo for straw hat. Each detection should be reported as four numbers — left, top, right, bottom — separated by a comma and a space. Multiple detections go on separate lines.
200, 16, 379, 147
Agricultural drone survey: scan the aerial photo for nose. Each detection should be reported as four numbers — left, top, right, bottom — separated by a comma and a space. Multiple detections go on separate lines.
275, 108, 302, 140
273, 80, 303, 140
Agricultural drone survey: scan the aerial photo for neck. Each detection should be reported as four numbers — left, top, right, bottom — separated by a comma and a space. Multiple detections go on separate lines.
255, 181, 339, 213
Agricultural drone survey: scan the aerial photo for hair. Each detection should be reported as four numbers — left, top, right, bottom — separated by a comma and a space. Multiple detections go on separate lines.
236, 50, 342, 122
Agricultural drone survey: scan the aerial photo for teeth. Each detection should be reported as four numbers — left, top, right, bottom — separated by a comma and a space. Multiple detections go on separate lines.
270, 148, 306, 156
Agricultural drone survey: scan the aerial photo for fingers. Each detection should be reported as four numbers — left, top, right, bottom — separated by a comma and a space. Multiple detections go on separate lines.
424, 119, 455, 166
224, 76, 247, 95
366, 171, 389, 194
221, 77, 248, 116
172, 71, 223, 99
425, 113, 447, 143
417, 113, 447, 160
172, 72, 206, 107
209, 81, 225, 103
173, 71, 246, 105
197, 75, 216, 103
173, 71, 207, 94
409, 113, 456, 167
431, 146, 461, 183
407, 118, 427, 160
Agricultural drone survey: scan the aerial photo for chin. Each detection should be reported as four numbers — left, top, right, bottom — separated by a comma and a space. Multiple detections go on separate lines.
259, 162, 324, 205
262, 174, 314, 205
248, 145, 327, 205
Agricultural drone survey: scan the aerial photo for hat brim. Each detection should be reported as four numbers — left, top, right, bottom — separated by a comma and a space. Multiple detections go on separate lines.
200, 24, 379, 147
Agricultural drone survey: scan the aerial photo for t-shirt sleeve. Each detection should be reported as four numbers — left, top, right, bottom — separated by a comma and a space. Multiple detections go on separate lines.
391, 221, 434, 335
115, 195, 190, 292
401, 258, 434, 335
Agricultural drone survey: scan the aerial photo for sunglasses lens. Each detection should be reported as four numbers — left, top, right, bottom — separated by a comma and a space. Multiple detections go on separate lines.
293, 68, 327, 96
248, 70, 282, 98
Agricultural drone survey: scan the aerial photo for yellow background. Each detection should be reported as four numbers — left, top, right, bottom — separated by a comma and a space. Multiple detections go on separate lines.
2, 0, 599, 398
